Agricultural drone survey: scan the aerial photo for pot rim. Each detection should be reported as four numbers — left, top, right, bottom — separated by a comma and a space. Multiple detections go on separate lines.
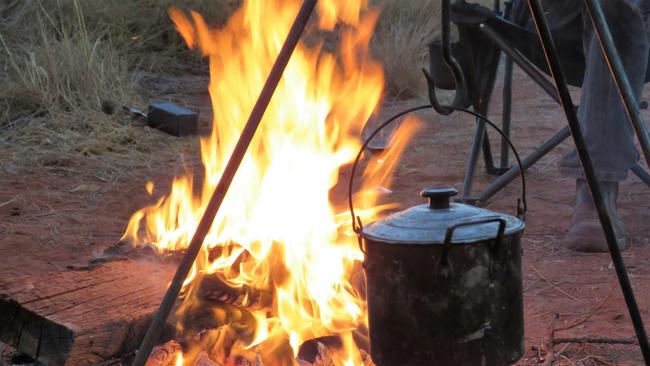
361, 215, 525, 246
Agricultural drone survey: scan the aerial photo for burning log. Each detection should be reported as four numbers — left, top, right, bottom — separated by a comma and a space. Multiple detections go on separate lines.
296, 337, 375, 366
194, 267, 273, 308
145, 336, 374, 366
297, 338, 338, 366
297, 336, 342, 364
145, 341, 183, 366
144, 337, 264, 366
194, 352, 220, 366
176, 300, 259, 347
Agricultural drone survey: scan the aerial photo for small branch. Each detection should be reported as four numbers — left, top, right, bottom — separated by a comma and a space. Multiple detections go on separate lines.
549, 312, 559, 343
0, 197, 18, 208
536, 313, 560, 365
556, 280, 616, 332
553, 336, 637, 345
541, 343, 570, 366
529, 264, 579, 302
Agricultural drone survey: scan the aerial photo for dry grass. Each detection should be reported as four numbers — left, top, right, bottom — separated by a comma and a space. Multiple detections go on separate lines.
370, 0, 441, 99
0, 0, 236, 175
370, 0, 494, 98
0, 0, 494, 174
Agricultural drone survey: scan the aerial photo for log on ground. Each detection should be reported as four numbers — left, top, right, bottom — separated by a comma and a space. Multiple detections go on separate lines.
0, 260, 176, 365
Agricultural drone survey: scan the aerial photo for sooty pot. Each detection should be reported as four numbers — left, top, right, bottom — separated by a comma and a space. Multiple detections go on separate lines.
360, 187, 525, 366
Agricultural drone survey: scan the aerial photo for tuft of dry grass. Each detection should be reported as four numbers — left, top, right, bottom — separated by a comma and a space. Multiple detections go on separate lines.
370, 0, 441, 99
0, 0, 236, 175
370, 0, 494, 99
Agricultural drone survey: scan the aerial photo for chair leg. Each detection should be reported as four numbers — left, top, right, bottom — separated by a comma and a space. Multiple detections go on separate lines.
462, 119, 487, 198
631, 163, 650, 186
500, 56, 514, 170
482, 128, 500, 174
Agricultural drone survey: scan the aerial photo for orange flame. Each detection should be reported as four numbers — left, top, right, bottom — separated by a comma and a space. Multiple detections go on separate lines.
123, 0, 420, 364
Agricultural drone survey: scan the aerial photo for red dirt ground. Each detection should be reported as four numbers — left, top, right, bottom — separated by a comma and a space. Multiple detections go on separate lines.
1, 66, 649, 365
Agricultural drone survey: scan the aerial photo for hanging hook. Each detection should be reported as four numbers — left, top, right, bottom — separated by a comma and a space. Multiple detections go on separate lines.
424, 0, 468, 116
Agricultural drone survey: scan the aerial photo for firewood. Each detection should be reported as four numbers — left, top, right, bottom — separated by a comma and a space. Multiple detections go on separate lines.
297, 336, 342, 364
144, 341, 182, 366
296, 336, 375, 366
0, 261, 176, 365
224, 354, 263, 366
195, 351, 221, 366
176, 299, 258, 345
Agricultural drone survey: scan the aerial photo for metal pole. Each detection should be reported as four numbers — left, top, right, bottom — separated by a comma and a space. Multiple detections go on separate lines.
631, 163, 650, 186
462, 119, 487, 197
525, 0, 650, 362
475, 115, 650, 203
130, 2, 318, 365
499, 0, 515, 171
478, 126, 570, 203
479, 24, 560, 103
583, 0, 650, 170
482, 124, 500, 174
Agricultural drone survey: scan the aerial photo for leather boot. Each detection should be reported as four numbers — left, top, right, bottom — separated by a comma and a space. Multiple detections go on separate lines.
566, 179, 629, 252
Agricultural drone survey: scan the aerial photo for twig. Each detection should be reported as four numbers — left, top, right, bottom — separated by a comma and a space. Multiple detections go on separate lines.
543, 224, 564, 235
556, 280, 616, 332
529, 264, 580, 301
553, 336, 637, 345
538, 313, 560, 365
549, 312, 559, 342
542, 343, 571, 366
527, 310, 554, 320
578, 355, 617, 366
0, 197, 18, 208
559, 352, 577, 366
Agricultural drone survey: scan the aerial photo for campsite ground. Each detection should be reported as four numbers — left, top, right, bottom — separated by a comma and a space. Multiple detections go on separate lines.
2, 66, 650, 365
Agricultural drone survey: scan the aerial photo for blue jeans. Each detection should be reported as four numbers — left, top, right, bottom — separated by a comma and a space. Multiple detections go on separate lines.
542, 0, 649, 181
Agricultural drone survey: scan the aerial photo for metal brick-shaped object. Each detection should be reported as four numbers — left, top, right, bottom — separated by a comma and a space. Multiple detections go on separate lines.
147, 102, 198, 137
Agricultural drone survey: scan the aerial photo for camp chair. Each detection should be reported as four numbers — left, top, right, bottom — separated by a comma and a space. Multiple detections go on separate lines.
429, 0, 650, 204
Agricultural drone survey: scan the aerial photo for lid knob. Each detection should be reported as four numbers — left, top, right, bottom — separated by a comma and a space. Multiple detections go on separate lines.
421, 187, 458, 209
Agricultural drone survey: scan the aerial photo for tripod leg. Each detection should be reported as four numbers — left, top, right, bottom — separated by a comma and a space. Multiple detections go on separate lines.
500, 56, 513, 170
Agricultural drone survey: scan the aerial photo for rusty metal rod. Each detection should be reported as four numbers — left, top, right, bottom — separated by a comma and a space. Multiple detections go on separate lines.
525, 0, 650, 362
130, 1, 318, 365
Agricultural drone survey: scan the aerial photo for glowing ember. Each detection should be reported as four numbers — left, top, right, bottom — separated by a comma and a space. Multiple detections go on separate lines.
123, 0, 420, 364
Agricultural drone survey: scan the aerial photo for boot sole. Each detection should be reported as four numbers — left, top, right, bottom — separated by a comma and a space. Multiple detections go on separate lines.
566, 234, 629, 253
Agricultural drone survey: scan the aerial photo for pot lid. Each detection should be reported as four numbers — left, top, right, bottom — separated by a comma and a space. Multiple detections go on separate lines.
361, 187, 525, 245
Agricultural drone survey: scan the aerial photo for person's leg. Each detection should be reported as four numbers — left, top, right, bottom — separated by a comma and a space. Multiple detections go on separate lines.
560, 0, 648, 251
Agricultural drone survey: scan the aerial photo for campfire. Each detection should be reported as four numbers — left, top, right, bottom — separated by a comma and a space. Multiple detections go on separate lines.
121, 1, 419, 364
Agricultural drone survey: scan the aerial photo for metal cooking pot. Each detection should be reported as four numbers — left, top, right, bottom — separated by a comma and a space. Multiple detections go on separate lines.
359, 187, 525, 366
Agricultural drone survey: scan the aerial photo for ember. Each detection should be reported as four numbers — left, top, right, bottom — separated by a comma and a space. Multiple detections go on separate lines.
122, 0, 419, 364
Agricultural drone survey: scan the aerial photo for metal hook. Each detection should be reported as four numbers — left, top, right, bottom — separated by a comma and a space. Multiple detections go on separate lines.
424, 0, 468, 116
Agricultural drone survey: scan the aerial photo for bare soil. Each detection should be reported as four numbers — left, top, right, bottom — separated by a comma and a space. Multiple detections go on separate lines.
1, 66, 650, 365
